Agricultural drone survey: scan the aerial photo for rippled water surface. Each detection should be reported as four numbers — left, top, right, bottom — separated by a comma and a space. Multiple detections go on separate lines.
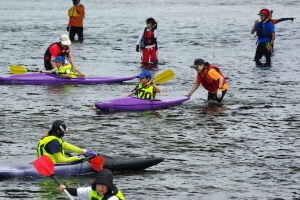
1, 0, 300, 199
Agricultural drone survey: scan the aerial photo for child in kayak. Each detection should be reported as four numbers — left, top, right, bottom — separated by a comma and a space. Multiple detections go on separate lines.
125, 69, 161, 99
37, 120, 97, 164
38, 56, 78, 78
59, 168, 125, 200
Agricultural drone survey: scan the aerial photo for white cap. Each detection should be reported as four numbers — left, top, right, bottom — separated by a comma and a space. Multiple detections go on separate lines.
60, 34, 71, 45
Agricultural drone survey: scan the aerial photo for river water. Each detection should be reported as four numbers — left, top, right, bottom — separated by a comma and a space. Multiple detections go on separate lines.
0, 0, 300, 199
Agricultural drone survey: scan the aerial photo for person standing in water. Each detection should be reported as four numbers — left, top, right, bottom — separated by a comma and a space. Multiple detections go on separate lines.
267, 10, 295, 50
186, 59, 228, 104
67, 0, 85, 42
136, 18, 158, 65
251, 9, 275, 67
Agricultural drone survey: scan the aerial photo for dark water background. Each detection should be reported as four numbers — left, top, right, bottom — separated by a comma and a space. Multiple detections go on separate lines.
0, 0, 300, 199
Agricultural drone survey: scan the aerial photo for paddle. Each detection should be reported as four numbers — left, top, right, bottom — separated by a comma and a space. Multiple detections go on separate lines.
89, 155, 105, 171
10, 65, 86, 77
151, 68, 175, 84
33, 155, 75, 200
123, 68, 175, 97
33, 155, 105, 199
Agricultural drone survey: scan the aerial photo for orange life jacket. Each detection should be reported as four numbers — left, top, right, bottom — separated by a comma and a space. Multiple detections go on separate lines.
68, 5, 85, 27
197, 65, 226, 92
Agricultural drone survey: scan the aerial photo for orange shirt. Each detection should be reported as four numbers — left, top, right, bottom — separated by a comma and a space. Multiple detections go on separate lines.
68, 5, 85, 27
195, 69, 228, 93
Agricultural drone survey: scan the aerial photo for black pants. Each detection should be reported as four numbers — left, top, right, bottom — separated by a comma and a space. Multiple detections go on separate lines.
208, 90, 227, 103
254, 42, 271, 64
69, 26, 84, 41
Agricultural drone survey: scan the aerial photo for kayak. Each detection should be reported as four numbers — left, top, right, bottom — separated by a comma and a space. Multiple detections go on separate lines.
0, 73, 136, 85
0, 154, 164, 180
95, 96, 190, 112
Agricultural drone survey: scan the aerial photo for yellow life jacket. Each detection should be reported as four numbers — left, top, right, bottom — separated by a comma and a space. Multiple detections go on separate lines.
37, 136, 65, 164
57, 64, 77, 78
89, 189, 125, 200
137, 83, 155, 99
68, 6, 84, 18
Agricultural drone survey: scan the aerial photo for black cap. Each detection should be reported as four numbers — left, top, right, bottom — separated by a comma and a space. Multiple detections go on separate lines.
191, 59, 204, 68
91, 169, 115, 191
51, 120, 67, 133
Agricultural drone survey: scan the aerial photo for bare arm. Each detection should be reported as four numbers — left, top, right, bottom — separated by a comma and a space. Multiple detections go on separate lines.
187, 83, 200, 97
218, 76, 224, 89
152, 83, 161, 93
67, 54, 81, 73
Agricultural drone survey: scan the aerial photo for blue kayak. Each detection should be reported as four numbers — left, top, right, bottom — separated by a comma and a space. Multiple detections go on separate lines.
0, 154, 164, 180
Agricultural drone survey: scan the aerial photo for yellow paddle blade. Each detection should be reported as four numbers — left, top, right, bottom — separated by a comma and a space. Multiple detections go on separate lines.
74, 73, 86, 77
153, 69, 175, 84
10, 65, 28, 74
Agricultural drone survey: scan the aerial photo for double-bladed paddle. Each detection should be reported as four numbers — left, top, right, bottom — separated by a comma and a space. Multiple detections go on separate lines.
9, 65, 86, 77
151, 68, 175, 84
124, 68, 175, 97
33, 155, 105, 200
33, 155, 74, 200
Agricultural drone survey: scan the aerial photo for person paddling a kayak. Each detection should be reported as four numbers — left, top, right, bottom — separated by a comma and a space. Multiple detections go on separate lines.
37, 120, 97, 164
186, 59, 228, 103
59, 168, 125, 200
44, 34, 81, 73
125, 69, 161, 99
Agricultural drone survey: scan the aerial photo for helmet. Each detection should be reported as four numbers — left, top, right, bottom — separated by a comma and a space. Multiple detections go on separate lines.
258, 9, 270, 17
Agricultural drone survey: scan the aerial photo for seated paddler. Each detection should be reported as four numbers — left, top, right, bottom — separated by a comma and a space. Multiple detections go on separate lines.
39, 56, 78, 78
125, 69, 161, 99
37, 120, 97, 164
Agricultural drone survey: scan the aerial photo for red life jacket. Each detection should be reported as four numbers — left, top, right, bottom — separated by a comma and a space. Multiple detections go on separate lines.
197, 65, 226, 92
142, 28, 156, 45
44, 42, 69, 62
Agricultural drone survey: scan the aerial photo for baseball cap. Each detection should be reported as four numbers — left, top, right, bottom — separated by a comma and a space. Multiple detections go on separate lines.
60, 34, 71, 45
51, 120, 67, 133
137, 70, 152, 79
51, 56, 65, 63
191, 59, 204, 68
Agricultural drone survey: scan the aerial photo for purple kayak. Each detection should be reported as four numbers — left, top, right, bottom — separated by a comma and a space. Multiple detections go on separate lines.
94, 96, 190, 112
0, 73, 136, 85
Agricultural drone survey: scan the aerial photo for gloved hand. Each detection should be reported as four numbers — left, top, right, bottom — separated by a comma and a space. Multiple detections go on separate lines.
290, 18, 295, 22
85, 151, 97, 157
67, 26, 71, 31
78, 154, 86, 161
136, 45, 139, 52
217, 88, 222, 98
153, 22, 157, 29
